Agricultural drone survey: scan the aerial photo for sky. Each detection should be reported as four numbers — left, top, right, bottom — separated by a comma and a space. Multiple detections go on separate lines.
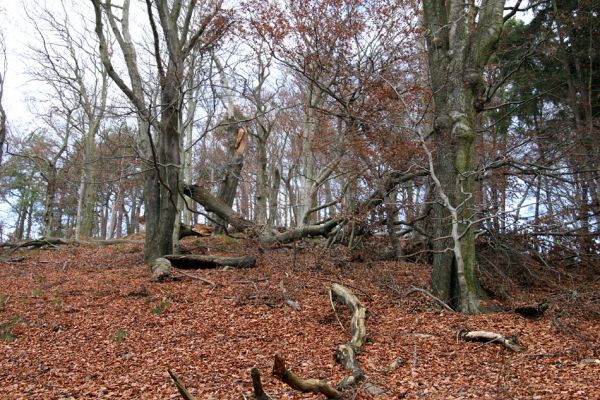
2, 0, 37, 126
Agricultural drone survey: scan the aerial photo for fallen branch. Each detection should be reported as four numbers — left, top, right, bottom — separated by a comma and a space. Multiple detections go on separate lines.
330, 283, 370, 389
164, 254, 256, 269
168, 369, 198, 400
179, 223, 214, 239
184, 184, 340, 244
251, 367, 272, 400
279, 280, 300, 311
272, 354, 341, 399
459, 330, 525, 352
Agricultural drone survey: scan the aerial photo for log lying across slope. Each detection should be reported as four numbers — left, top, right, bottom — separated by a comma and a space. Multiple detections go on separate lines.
164, 254, 256, 269
1, 237, 143, 251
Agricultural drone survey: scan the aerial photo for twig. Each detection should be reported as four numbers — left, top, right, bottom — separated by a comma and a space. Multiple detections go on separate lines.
412, 342, 418, 369
404, 286, 454, 312
173, 270, 217, 287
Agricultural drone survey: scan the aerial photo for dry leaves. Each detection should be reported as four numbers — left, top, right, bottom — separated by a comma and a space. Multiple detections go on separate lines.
0, 240, 598, 399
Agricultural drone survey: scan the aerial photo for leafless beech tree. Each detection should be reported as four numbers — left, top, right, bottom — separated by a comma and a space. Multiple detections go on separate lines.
0, 31, 7, 165
91, 0, 227, 262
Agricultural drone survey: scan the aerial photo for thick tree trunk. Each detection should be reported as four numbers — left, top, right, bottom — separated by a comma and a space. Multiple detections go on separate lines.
423, 0, 506, 313
144, 63, 181, 262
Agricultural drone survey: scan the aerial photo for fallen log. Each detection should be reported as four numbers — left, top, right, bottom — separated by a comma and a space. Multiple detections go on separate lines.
3, 237, 143, 252
514, 302, 548, 319
164, 254, 256, 269
183, 184, 339, 244
272, 354, 341, 399
179, 223, 214, 239
459, 330, 525, 352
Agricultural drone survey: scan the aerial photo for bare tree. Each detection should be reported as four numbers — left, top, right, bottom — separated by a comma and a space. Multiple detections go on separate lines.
91, 0, 227, 262
0, 30, 7, 165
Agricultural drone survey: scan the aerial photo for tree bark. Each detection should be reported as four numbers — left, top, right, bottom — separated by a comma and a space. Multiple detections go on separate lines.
423, 0, 507, 313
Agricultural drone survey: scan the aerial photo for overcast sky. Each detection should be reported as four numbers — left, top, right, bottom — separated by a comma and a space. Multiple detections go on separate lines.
2, 0, 36, 126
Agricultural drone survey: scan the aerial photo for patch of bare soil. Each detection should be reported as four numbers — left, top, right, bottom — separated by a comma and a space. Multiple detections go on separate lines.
0, 238, 598, 399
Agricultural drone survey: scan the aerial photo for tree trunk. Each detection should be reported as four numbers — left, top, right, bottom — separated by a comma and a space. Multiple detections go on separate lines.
43, 168, 58, 237
423, 0, 506, 313
255, 135, 269, 224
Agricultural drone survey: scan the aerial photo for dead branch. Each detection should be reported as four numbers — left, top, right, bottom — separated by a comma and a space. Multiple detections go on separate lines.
272, 354, 341, 399
184, 184, 339, 244
330, 284, 369, 389
251, 367, 272, 400
279, 280, 300, 311
329, 287, 345, 332
168, 369, 198, 400
404, 286, 454, 312
459, 330, 525, 352
179, 223, 214, 239
172, 270, 217, 287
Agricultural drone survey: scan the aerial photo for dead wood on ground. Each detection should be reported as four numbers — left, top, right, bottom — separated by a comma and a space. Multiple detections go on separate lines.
168, 369, 198, 400
251, 367, 272, 400
514, 302, 548, 319
164, 254, 256, 269
330, 283, 370, 389
184, 184, 339, 244
459, 330, 525, 352
272, 354, 341, 399
2, 237, 143, 252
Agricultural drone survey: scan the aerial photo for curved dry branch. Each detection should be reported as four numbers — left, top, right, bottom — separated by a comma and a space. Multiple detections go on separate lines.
272, 354, 341, 399
330, 283, 368, 388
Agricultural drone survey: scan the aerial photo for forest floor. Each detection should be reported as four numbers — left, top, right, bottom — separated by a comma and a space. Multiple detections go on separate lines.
0, 236, 599, 400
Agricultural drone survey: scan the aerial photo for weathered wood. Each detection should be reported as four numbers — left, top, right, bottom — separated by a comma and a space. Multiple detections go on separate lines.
151, 257, 172, 281
250, 367, 272, 400
272, 354, 341, 399
183, 184, 339, 243
330, 283, 367, 389
459, 330, 525, 352
164, 254, 256, 269
168, 369, 198, 400
179, 223, 214, 239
